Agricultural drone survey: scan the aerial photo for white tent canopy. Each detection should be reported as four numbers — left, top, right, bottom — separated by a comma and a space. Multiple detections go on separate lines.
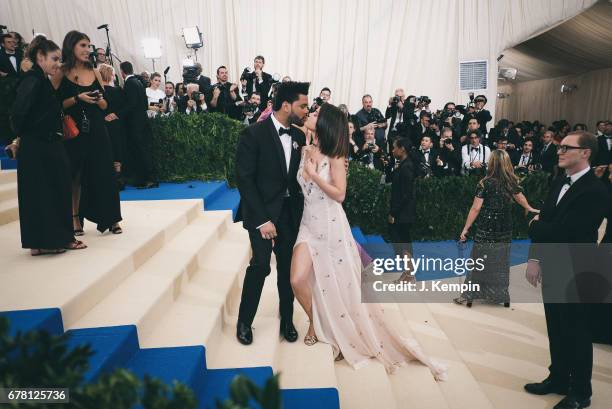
1, 0, 597, 117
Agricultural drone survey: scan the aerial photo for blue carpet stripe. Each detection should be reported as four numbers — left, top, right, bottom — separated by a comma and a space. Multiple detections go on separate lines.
0, 308, 64, 337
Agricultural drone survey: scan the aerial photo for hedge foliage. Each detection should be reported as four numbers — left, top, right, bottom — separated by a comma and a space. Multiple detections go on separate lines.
149, 114, 551, 241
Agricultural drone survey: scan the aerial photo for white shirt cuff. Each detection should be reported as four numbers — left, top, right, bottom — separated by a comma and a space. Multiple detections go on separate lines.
256, 221, 271, 230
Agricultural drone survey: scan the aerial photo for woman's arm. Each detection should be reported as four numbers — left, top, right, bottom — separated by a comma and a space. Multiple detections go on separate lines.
460, 196, 483, 240
306, 156, 347, 203
513, 192, 539, 213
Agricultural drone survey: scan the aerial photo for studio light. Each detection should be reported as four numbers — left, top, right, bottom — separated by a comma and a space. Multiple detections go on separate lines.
143, 38, 161, 71
182, 26, 203, 49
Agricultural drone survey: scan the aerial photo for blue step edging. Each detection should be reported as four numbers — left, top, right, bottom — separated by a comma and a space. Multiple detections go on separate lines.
1, 308, 340, 409
0, 157, 17, 170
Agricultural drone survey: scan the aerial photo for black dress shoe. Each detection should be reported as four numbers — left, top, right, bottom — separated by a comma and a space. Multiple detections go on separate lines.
236, 322, 253, 345
524, 377, 569, 395
280, 321, 298, 342
553, 395, 591, 409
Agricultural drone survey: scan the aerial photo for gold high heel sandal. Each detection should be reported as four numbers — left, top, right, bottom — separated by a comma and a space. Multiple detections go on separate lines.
304, 334, 318, 346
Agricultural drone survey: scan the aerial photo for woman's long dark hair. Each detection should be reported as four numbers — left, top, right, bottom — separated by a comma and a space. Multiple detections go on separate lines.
61, 30, 92, 72
316, 103, 349, 158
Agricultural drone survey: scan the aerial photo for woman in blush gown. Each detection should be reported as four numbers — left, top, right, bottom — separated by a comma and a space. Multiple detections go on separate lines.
289, 103, 447, 380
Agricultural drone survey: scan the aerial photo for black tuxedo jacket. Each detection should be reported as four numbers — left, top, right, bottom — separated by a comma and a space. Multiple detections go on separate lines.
389, 158, 416, 223
528, 170, 609, 302
235, 116, 306, 230
121, 76, 149, 131
539, 142, 558, 173
245, 71, 272, 108
411, 148, 437, 177
196, 75, 212, 94
512, 151, 539, 167
595, 134, 612, 166
0, 48, 23, 78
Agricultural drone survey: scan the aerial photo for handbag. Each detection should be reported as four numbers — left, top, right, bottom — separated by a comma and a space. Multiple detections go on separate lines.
62, 113, 80, 140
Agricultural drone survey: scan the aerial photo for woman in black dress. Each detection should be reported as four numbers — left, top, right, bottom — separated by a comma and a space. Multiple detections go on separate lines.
12, 35, 85, 255
57, 31, 122, 235
455, 149, 539, 307
98, 63, 126, 190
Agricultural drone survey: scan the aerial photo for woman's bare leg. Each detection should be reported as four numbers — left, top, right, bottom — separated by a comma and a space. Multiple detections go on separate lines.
290, 243, 316, 337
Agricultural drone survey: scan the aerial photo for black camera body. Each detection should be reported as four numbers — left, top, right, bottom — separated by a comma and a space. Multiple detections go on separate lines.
309, 97, 324, 113
191, 91, 203, 102
242, 101, 258, 114
417, 96, 431, 105
182, 65, 199, 85
367, 109, 386, 124
240, 67, 255, 82
391, 95, 401, 106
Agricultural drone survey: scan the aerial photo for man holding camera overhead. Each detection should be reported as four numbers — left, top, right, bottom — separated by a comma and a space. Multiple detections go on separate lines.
355, 94, 387, 151
206, 65, 242, 120
242, 55, 272, 110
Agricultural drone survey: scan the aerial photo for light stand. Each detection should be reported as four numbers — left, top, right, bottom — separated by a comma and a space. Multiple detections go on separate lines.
182, 26, 203, 62
97, 24, 113, 66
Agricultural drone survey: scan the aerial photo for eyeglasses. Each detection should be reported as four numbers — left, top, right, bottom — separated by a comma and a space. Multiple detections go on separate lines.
469, 136, 479, 139
556, 145, 585, 154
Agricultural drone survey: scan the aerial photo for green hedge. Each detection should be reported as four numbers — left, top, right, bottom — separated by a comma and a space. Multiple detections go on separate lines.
149, 113, 245, 186
149, 113, 549, 241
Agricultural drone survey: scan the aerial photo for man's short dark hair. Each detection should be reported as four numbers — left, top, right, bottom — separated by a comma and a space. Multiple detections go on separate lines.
1, 34, 12, 45
250, 92, 261, 97
468, 117, 480, 123
217, 65, 227, 75
395, 137, 412, 153
254, 55, 265, 64
596, 120, 606, 127
498, 136, 508, 143
165, 81, 174, 87
362, 94, 372, 101
273, 82, 310, 111
572, 131, 599, 164
120, 61, 134, 75
320, 87, 331, 94
420, 111, 431, 119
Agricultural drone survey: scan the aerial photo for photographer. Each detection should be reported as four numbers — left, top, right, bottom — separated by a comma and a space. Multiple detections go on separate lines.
360, 127, 387, 172
459, 117, 481, 145
355, 94, 387, 150
439, 102, 462, 138
473, 94, 492, 138
385, 89, 410, 148
436, 127, 461, 176
408, 111, 436, 147
240, 92, 262, 125
319, 87, 331, 103
414, 95, 432, 118
461, 129, 490, 175
411, 135, 437, 178
206, 65, 241, 119
242, 55, 272, 109
178, 83, 206, 115
512, 138, 539, 174
94, 48, 107, 65
161, 81, 179, 114
194, 62, 211, 94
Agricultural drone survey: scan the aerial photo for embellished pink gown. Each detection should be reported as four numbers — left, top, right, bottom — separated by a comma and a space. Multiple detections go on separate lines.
294, 153, 447, 380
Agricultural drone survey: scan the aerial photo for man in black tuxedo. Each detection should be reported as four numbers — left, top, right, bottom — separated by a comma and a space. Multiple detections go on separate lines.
411, 135, 437, 178
177, 83, 206, 115
594, 120, 611, 185
540, 130, 559, 175
512, 138, 539, 171
408, 111, 436, 147
234, 81, 310, 345
243, 55, 272, 110
0, 33, 23, 78
119, 61, 157, 189
206, 65, 242, 120
525, 131, 609, 409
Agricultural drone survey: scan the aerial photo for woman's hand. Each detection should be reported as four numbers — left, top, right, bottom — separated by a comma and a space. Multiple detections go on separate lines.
78, 92, 97, 104
304, 155, 317, 178
104, 113, 118, 122
459, 228, 469, 242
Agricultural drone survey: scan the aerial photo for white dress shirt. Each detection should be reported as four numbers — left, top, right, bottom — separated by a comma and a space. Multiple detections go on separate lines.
7, 53, 17, 72
557, 165, 590, 205
461, 144, 491, 173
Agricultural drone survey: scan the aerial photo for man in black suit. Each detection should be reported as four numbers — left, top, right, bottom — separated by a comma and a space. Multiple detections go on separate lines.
512, 138, 539, 171
243, 55, 272, 110
0, 33, 23, 78
234, 81, 310, 345
119, 61, 157, 189
594, 120, 611, 185
411, 135, 437, 178
435, 127, 461, 176
540, 130, 559, 175
177, 83, 206, 115
194, 63, 211, 94
525, 131, 609, 409
408, 111, 435, 147
206, 65, 242, 120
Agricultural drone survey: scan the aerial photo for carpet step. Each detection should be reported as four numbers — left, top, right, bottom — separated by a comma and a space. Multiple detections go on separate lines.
66, 325, 140, 382
0, 199, 202, 329
198, 366, 272, 409
0, 181, 17, 202
0, 169, 17, 185
0, 157, 17, 170
0, 197, 18, 225
69, 211, 231, 334
0, 308, 63, 337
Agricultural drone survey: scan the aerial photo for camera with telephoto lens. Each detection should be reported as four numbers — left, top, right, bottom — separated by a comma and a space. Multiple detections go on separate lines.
391, 95, 401, 106
367, 109, 386, 124
240, 67, 254, 81
182, 64, 199, 85
191, 91, 203, 102
417, 96, 431, 105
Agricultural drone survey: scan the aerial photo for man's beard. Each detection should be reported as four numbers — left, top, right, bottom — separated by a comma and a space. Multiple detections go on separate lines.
289, 111, 305, 127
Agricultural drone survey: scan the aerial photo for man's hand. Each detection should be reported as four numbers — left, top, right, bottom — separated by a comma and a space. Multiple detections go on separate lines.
371, 144, 380, 153
595, 165, 607, 178
104, 113, 118, 122
529, 214, 540, 226
472, 160, 482, 168
436, 156, 443, 167
212, 87, 221, 98
259, 221, 277, 240
230, 83, 238, 93
199, 94, 206, 103
0, 71, 7, 77
187, 99, 196, 108
525, 260, 542, 287
388, 215, 395, 224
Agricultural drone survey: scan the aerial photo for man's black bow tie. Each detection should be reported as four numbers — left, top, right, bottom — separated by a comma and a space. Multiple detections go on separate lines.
279, 127, 291, 136
564, 177, 572, 186
422, 150, 430, 154
471, 147, 479, 151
